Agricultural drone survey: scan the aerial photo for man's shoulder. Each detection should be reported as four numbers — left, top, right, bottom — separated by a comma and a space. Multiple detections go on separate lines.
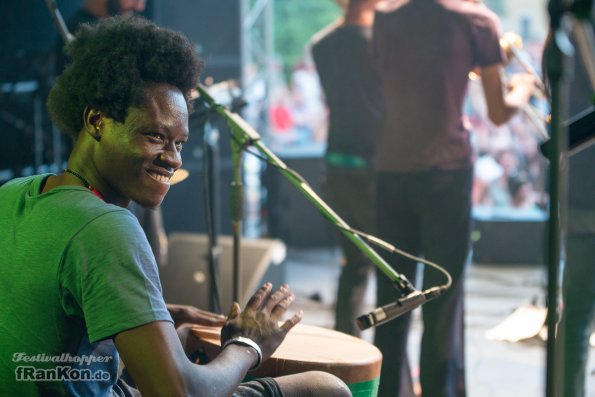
377, 0, 498, 25
376, 0, 409, 14
0, 174, 43, 190
4, 174, 131, 230
0, 174, 48, 204
64, 195, 133, 231
311, 19, 343, 51
311, 22, 371, 63
442, 0, 500, 26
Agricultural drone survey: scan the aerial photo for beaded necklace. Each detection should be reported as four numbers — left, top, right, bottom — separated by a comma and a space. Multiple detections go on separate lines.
63, 168, 105, 201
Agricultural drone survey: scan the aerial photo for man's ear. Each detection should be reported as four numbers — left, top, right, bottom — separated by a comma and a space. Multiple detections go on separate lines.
83, 107, 104, 141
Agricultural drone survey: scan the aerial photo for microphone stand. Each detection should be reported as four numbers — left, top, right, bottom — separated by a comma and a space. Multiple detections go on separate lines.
543, 0, 595, 396
195, 86, 248, 306
202, 119, 223, 313
545, 2, 595, 396
196, 85, 422, 311
543, 7, 569, 392
45, 0, 74, 44
230, 123, 243, 304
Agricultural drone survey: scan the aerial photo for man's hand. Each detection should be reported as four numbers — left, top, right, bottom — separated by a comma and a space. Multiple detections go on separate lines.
481, 66, 538, 125
166, 303, 227, 328
220, 283, 302, 361
506, 72, 538, 93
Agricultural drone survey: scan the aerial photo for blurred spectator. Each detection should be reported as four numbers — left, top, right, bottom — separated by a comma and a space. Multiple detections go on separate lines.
507, 172, 538, 209
290, 60, 327, 145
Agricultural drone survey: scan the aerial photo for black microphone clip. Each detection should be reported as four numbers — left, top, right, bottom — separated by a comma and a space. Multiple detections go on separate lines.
356, 287, 444, 330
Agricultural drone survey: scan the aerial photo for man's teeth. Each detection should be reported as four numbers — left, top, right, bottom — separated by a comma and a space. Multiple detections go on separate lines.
148, 171, 170, 183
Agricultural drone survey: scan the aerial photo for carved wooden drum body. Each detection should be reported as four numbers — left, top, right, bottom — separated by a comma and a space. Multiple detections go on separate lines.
189, 324, 382, 397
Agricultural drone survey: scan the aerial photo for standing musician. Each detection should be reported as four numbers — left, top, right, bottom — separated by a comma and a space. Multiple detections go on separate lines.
0, 16, 350, 397
372, 1, 537, 396
310, 0, 384, 338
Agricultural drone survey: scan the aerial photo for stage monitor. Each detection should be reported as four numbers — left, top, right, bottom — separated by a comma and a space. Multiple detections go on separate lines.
160, 233, 286, 312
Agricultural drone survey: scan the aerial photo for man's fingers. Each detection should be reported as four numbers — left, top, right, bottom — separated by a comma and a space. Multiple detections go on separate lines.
202, 315, 227, 326
197, 308, 225, 318
190, 308, 226, 325
280, 310, 303, 333
271, 293, 295, 319
227, 302, 241, 320
245, 282, 272, 312
265, 284, 291, 313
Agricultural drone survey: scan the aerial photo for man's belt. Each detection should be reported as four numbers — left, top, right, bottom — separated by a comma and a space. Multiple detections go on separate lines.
326, 152, 369, 168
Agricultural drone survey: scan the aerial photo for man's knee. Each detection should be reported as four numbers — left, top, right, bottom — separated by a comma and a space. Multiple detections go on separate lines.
276, 371, 352, 397
309, 371, 351, 397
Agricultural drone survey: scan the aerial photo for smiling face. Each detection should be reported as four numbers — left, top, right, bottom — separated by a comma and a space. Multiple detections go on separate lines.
89, 83, 189, 208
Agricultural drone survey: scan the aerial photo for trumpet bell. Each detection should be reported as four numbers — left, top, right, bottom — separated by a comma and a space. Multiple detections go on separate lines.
500, 32, 524, 60
499, 31, 547, 97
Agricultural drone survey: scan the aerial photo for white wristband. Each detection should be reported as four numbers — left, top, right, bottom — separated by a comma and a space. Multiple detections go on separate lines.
222, 336, 263, 370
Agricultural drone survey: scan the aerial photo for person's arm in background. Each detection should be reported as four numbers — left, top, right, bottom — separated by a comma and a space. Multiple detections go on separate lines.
481, 65, 537, 125
115, 283, 302, 397
166, 303, 226, 328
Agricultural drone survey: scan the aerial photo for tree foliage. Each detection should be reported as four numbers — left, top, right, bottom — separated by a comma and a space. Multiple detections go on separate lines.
274, 0, 342, 81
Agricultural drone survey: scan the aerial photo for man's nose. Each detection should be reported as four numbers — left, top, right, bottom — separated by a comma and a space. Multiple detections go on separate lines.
158, 147, 182, 170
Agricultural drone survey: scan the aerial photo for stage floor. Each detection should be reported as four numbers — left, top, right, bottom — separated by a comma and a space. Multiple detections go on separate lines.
282, 247, 595, 397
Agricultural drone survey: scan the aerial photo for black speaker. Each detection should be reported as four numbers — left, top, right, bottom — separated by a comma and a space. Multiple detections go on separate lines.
153, 0, 242, 82
160, 233, 286, 311
160, 162, 234, 236
154, 0, 242, 236
472, 211, 546, 265
263, 155, 337, 247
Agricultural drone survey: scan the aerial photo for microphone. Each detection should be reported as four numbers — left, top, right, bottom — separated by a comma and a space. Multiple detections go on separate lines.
356, 287, 444, 330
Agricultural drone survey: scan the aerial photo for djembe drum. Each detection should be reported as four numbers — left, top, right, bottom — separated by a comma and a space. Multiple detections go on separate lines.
184, 324, 382, 397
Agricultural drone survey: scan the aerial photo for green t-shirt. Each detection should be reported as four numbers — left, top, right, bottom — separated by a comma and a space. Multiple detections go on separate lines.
0, 174, 172, 396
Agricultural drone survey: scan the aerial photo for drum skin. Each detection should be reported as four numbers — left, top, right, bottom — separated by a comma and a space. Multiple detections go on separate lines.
189, 323, 382, 396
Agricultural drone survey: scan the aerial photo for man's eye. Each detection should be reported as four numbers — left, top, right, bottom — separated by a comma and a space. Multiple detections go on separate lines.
175, 142, 185, 151
147, 133, 164, 141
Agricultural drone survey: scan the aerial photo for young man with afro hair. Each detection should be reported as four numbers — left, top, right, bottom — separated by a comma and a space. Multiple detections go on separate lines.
0, 16, 350, 397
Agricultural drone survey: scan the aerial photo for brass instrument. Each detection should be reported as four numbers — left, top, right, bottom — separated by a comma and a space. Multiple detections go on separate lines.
468, 31, 550, 140
499, 32, 550, 140
499, 32, 547, 96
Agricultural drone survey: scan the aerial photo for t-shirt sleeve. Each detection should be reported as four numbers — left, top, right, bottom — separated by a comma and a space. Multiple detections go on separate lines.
59, 209, 172, 343
471, 10, 504, 67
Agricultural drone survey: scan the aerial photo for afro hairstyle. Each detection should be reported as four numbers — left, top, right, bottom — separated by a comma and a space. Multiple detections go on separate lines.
47, 16, 203, 138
